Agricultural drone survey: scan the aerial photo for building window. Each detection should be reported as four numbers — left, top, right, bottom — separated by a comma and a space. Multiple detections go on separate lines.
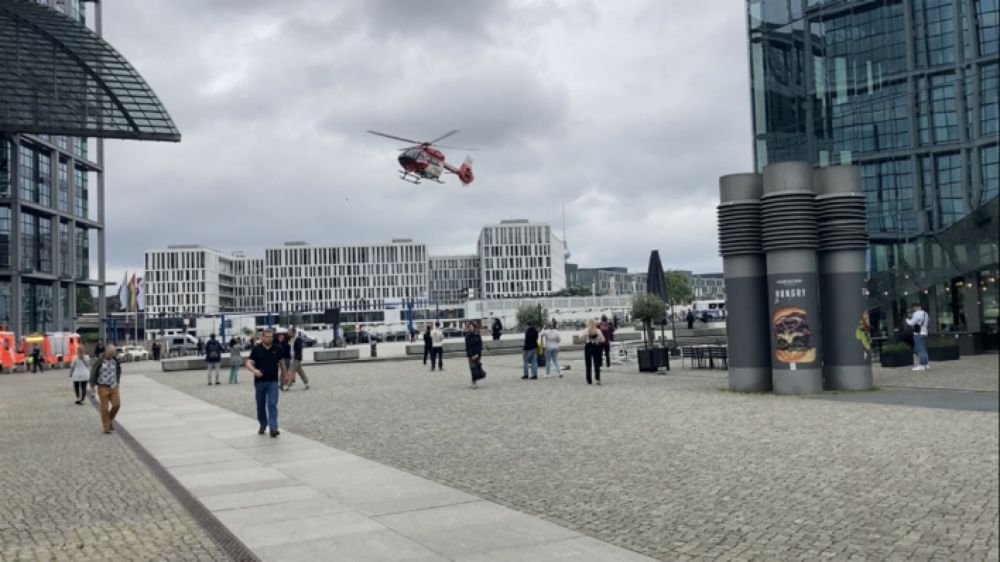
38, 217, 52, 274
74, 167, 88, 218
0, 208, 9, 269
915, 0, 956, 67
982, 63, 999, 136
19, 212, 36, 271
930, 73, 959, 143
982, 145, 999, 202
935, 152, 965, 227
0, 137, 10, 197
57, 160, 70, 213
19, 145, 35, 202
977, 0, 999, 56
38, 152, 51, 208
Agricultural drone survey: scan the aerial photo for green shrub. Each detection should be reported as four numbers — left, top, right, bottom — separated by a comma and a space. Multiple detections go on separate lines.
516, 304, 548, 330
882, 341, 912, 354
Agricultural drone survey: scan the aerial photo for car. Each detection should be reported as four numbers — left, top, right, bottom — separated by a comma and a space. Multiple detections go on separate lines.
119, 345, 149, 362
344, 331, 382, 345
441, 327, 464, 339
298, 332, 317, 347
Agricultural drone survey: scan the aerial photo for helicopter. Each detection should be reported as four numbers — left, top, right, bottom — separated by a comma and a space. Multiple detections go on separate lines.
367, 129, 477, 186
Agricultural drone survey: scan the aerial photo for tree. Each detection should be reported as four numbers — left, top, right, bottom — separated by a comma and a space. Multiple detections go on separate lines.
515, 303, 548, 330
552, 286, 592, 297
631, 293, 666, 347
664, 270, 694, 306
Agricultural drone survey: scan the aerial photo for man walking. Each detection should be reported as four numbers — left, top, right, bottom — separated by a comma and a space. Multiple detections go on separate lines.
89, 344, 122, 434
204, 334, 223, 385
422, 325, 433, 365
906, 303, 931, 371
246, 329, 286, 437
430, 322, 444, 371
599, 315, 615, 368
285, 327, 310, 390
521, 321, 539, 380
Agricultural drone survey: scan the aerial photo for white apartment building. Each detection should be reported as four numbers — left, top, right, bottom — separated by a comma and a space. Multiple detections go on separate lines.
265, 240, 428, 312
144, 245, 235, 315
428, 254, 481, 303
231, 253, 265, 312
477, 220, 566, 299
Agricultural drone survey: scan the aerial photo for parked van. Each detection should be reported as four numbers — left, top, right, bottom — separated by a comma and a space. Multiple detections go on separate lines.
158, 334, 199, 357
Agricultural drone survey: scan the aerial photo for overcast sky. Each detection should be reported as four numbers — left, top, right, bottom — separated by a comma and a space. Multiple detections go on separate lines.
101, 0, 753, 283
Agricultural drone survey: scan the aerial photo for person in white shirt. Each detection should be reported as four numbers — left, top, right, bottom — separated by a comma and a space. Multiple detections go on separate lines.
430, 322, 445, 371
69, 347, 91, 405
906, 303, 930, 371
541, 321, 562, 377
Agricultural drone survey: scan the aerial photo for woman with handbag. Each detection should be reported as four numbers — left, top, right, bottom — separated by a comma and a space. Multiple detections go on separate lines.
464, 322, 485, 389
582, 319, 606, 385
69, 347, 91, 405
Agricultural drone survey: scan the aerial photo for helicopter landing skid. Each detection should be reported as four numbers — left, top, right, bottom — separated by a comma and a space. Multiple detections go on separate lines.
399, 171, 443, 185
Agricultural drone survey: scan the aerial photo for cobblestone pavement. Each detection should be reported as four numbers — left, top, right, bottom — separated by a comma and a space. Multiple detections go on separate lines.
149, 354, 1000, 561
0, 372, 228, 562
873, 353, 999, 392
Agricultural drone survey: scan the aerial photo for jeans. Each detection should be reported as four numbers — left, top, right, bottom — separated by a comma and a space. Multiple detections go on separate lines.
544, 348, 560, 375
423, 343, 432, 364
97, 384, 121, 431
254, 380, 279, 432
914, 334, 929, 366
430, 347, 443, 370
522, 349, 538, 378
584, 343, 602, 384
229, 365, 240, 383
207, 362, 220, 384
72, 380, 88, 401
603, 343, 611, 367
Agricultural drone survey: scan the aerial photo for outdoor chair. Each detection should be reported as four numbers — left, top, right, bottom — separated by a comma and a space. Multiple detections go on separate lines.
708, 346, 728, 370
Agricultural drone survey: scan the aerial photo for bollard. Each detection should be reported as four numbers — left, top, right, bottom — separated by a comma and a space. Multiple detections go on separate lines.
814, 166, 873, 391
761, 162, 824, 395
370, 342, 377, 358
718, 173, 772, 392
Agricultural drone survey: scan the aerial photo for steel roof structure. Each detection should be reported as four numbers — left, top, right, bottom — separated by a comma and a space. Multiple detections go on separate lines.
0, 0, 180, 141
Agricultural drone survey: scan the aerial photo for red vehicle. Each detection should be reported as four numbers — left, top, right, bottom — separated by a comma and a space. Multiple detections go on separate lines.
367, 129, 476, 186
20, 332, 82, 368
0, 332, 25, 373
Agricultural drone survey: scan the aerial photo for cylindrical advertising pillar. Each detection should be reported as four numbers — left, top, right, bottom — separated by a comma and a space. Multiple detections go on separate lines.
761, 162, 824, 395
718, 173, 772, 392
814, 166, 873, 391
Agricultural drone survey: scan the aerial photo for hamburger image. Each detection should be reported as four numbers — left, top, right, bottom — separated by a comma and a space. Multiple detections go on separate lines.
772, 306, 816, 363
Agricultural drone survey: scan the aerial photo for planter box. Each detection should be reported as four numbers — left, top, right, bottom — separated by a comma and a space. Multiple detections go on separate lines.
637, 348, 670, 372
927, 345, 959, 362
880, 350, 913, 368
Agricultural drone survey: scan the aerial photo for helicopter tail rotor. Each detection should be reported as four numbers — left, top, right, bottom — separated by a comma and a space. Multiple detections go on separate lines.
457, 156, 474, 186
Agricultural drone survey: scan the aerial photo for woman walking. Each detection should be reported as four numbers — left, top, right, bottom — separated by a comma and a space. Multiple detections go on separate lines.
228, 337, 242, 384
69, 348, 91, 404
464, 322, 485, 389
583, 319, 605, 385
541, 321, 562, 377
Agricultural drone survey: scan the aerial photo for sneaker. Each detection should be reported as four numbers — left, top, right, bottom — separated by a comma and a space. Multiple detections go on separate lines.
596, 381, 601, 386
215, 381, 221, 385
258, 427, 266, 435
304, 384, 310, 390
270, 430, 280, 438
521, 376, 528, 380
911, 365, 925, 371
530, 377, 538, 380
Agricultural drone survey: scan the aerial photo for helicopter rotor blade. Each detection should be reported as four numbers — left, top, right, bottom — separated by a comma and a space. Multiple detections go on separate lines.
367, 130, 423, 145
433, 144, 481, 151
429, 129, 460, 144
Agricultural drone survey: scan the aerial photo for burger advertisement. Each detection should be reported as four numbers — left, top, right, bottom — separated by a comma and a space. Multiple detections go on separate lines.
769, 275, 821, 368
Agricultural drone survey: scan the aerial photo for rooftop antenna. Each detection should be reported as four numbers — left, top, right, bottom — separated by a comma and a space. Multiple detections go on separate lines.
562, 203, 571, 260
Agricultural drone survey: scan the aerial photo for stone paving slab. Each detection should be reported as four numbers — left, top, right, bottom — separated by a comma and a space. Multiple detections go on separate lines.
817, 388, 999, 412
119, 375, 657, 562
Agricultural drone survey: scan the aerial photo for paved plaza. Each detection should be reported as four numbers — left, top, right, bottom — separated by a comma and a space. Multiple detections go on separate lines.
3, 352, 997, 561
0, 373, 225, 561
147, 352, 998, 561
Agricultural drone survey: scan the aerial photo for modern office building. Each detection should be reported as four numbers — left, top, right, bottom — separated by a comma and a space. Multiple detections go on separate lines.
231, 253, 265, 312
0, 1, 179, 338
144, 246, 238, 315
566, 266, 648, 296
264, 240, 429, 312
747, 0, 999, 339
477, 220, 567, 299
428, 254, 481, 303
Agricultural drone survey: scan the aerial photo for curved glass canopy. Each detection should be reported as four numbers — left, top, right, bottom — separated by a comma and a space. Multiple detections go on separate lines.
0, 0, 180, 141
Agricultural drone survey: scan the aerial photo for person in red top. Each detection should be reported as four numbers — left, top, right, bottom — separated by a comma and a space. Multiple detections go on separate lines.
598, 315, 615, 368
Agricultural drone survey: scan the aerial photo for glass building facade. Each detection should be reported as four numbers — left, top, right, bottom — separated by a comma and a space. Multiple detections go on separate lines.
748, 0, 999, 345
0, 1, 101, 336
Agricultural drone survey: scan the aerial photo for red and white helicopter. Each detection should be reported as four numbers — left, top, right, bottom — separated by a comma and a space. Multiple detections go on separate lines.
367, 129, 476, 186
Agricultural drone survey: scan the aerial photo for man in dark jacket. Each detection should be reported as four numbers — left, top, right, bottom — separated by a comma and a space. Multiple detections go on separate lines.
205, 334, 223, 385
422, 326, 433, 365
464, 322, 485, 389
599, 315, 615, 368
491, 318, 503, 341
521, 322, 539, 380
686, 310, 695, 330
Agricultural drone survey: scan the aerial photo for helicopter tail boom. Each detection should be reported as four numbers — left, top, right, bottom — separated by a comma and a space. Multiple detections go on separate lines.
444, 156, 475, 186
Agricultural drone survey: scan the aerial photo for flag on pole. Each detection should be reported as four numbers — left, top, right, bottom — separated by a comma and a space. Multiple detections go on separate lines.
116, 271, 128, 310
128, 273, 138, 312
136, 277, 146, 311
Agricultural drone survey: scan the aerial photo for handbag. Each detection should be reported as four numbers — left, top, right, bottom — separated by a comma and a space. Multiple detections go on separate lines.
471, 359, 486, 381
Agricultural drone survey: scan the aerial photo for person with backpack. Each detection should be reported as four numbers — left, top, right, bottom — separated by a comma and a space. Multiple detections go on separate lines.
598, 315, 615, 368
205, 334, 223, 385
88, 344, 122, 433
906, 303, 931, 371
